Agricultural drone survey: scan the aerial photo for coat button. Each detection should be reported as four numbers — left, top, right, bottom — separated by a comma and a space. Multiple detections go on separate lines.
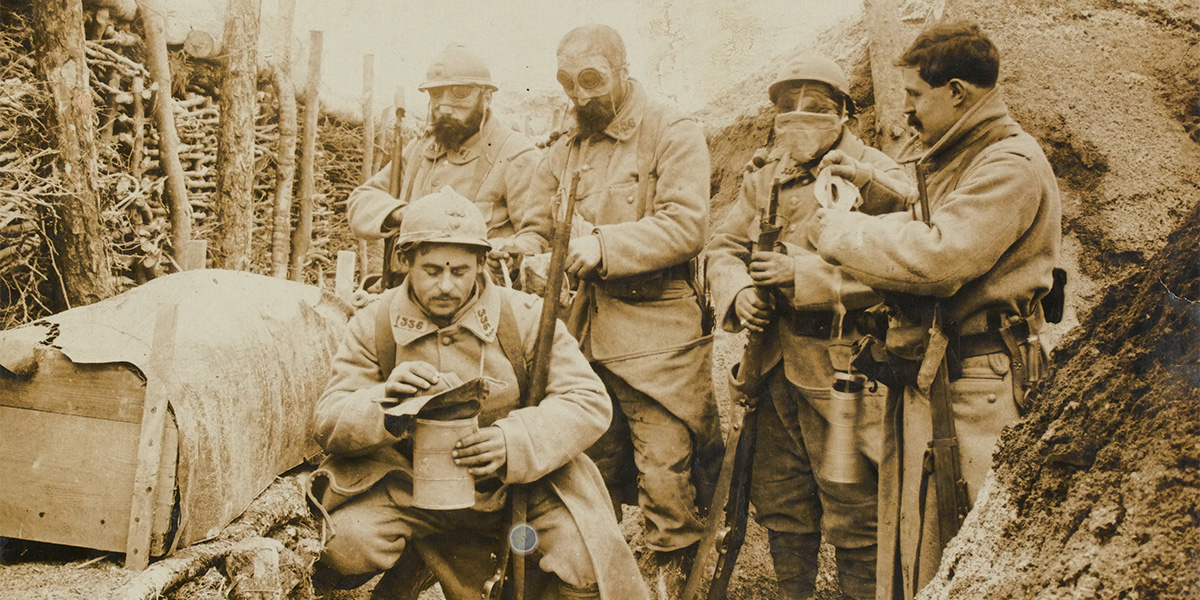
987, 394, 997, 403
441, 335, 453, 346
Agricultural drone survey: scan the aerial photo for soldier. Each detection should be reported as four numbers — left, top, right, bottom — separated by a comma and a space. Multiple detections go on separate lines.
706, 54, 912, 600
347, 43, 548, 284
529, 24, 723, 590
308, 188, 649, 600
808, 22, 1062, 599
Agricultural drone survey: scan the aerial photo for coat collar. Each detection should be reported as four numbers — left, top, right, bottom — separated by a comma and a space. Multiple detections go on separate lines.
562, 78, 648, 143
422, 111, 507, 165
388, 276, 501, 346
896, 87, 1011, 167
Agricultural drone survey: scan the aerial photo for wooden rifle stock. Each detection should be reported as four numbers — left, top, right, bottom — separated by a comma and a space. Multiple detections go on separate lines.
684, 174, 786, 600
382, 90, 405, 289
483, 169, 581, 600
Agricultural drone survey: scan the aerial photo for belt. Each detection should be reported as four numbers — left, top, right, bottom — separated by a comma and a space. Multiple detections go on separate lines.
786, 308, 867, 339
952, 319, 1029, 359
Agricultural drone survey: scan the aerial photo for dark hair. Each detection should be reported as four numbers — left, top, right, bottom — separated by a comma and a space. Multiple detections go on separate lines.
558, 24, 627, 71
896, 20, 999, 88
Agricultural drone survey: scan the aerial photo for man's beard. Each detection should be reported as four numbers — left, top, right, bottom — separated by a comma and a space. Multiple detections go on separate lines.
573, 98, 616, 139
431, 104, 484, 150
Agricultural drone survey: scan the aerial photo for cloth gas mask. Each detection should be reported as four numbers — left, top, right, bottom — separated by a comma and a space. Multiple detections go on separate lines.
774, 111, 845, 165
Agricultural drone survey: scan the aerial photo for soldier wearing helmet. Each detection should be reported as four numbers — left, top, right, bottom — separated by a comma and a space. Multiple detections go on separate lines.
309, 188, 649, 600
347, 43, 548, 287
705, 53, 914, 600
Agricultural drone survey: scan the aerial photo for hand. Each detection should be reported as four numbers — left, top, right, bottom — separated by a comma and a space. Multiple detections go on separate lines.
818, 150, 871, 187
734, 287, 774, 333
565, 234, 602, 277
453, 426, 507, 476
486, 238, 523, 286
749, 251, 792, 287
384, 360, 440, 397
383, 206, 405, 230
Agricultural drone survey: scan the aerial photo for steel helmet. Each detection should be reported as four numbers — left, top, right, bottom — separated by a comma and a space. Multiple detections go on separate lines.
419, 43, 497, 91
396, 186, 492, 251
768, 53, 851, 106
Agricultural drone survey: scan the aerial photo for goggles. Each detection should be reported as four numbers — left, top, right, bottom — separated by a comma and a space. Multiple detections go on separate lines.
426, 85, 477, 101
556, 67, 609, 92
774, 85, 842, 115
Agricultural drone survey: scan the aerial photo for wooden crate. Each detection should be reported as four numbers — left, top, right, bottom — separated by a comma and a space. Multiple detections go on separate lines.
0, 348, 177, 558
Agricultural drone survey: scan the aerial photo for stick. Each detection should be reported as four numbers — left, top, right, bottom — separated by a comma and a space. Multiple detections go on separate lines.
290, 30, 321, 282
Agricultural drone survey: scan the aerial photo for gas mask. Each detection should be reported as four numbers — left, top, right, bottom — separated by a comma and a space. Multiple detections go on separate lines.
774, 111, 845, 165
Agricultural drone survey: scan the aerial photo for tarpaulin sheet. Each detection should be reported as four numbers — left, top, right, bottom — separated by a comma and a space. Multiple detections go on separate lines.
0, 269, 351, 546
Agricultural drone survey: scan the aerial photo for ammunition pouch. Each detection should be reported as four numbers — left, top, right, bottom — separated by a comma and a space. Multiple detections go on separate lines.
850, 334, 918, 390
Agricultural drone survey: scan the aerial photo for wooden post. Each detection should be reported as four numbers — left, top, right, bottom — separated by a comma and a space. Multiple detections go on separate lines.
125, 303, 178, 570
214, 0, 262, 271
101, 71, 120, 145
359, 53, 374, 280
30, 0, 116, 307
864, 0, 944, 156
178, 239, 207, 271
290, 30, 321, 282
131, 75, 146, 178
267, 63, 297, 278
136, 0, 193, 263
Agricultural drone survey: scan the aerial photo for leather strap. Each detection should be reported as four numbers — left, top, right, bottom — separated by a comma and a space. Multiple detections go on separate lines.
374, 288, 400, 378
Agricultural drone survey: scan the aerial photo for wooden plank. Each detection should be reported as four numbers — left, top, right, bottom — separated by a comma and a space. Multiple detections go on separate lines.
0, 348, 145, 423
125, 303, 178, 570
151, 421, 178, 556
179, 238, 207, 271
335, 249, 357, 301
0, 407, 158, 553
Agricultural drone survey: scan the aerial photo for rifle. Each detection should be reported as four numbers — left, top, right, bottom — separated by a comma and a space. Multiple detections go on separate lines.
483, 169, 582, 600
382, 87, 406, 290
684, 166, 788, 600
915, 162, 970, 547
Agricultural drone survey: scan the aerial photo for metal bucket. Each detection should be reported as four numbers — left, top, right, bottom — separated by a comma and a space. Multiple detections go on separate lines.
412, 416, 478, 510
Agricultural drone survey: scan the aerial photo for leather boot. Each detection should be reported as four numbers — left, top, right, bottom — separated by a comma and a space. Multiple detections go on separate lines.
558, 581, 601, 599
369, 551, 437, 600
835, 544, 877, 600
767, 530, 821, 600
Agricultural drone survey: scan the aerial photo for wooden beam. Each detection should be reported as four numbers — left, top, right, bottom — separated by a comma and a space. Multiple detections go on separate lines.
125, 303, 178, 570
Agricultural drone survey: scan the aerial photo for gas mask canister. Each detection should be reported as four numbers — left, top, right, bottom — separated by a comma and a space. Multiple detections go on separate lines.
774, 111, 844, 165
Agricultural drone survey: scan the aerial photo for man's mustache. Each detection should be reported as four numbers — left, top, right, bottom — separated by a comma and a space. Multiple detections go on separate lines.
907, 114, 923, 131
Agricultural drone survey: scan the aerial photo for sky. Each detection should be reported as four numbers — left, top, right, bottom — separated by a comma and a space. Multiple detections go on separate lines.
160, 0, 863, 125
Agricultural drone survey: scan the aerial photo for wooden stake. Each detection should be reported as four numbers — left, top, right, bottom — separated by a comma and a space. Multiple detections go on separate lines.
131, 75, 145, 178
290, 30, 321, 282
136, 0, 193, 262
335, 250, 356, 302
359, 53, 375, 280
124, 303, 178, 570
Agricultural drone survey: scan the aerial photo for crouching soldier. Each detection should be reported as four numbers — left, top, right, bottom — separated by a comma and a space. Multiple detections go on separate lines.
307, 187, 649, 600
706, 54, 913, 600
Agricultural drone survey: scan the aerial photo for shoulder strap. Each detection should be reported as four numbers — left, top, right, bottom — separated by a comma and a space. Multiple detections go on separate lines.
402, 137, 438, 204
635, 107, 665, 220
374, 288, 399, 378
495, 295, 530, 404
467, 126, 516, 202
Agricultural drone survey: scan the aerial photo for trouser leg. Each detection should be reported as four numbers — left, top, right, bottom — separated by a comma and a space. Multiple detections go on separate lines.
525, 484, 599, 590
596, 366, 704, 552
584, 382, 636, 517
835, 544, 878, 600
751, 371, 824, 598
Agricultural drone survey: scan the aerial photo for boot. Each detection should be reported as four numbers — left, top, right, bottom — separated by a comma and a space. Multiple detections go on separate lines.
369, 551, 437, 600
767, 530, 821, 600
647, 543, 697, 599
835, 544, 877, 600
558, 581, 602, 600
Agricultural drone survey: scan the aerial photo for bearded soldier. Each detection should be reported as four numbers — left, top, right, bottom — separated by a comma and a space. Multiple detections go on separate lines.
529, 24, 723, 591
706, 54, 912, 600
309, 188, 648, 600
347, 43, 548, 284
808, 22, 1062, 599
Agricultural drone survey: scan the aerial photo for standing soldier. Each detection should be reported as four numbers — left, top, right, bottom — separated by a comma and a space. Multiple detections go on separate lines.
808, 22, 1062, 599
706, 54, 912, 600
530, 24, 723, 591
347, 43, 548, 285
309, 188, 648, 600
